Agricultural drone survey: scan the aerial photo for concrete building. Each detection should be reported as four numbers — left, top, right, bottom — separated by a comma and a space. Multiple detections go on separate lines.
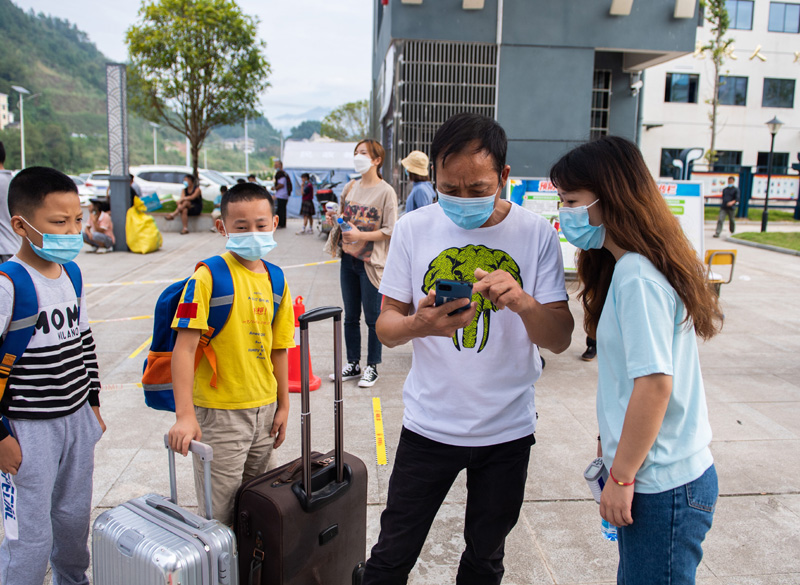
640, 0, 800, 180
0, 93, 9, 131
371, 0, 700, 198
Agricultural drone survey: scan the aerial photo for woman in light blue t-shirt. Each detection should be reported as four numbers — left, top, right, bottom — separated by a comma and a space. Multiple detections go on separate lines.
550, 136, 724, 585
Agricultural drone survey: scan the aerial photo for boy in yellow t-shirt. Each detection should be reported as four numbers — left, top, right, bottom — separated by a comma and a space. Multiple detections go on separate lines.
167, 182, 294, 525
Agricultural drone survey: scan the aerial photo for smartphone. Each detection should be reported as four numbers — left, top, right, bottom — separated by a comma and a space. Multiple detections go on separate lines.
434, 279, 473, 316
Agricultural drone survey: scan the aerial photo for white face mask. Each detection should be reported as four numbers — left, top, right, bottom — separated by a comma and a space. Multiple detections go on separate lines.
354, 154, 373, 175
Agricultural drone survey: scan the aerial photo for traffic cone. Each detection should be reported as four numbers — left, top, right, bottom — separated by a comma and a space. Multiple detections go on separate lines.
288, 296, 321, 393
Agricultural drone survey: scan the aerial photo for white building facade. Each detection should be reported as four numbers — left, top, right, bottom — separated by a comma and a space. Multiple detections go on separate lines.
640, 0, 799, 186
0, 93, 9, 131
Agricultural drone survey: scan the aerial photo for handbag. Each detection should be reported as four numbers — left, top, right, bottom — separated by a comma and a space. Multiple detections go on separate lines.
140, 192, 162, 212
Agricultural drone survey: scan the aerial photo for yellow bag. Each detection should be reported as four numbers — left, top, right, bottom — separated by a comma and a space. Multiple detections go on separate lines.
126, 196, 163, 254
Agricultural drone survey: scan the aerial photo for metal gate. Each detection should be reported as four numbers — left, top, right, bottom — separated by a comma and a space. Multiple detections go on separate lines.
388, 40, 498, 202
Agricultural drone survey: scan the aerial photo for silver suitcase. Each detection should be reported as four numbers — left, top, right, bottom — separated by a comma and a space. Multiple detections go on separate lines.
92, 436, 239, 585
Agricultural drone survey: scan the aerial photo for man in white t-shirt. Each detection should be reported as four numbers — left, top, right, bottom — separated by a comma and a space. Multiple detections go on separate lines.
362, 114, 574, 585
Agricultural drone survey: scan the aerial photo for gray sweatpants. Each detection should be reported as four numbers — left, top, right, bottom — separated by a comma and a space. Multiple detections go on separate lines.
0, 402, 103, 585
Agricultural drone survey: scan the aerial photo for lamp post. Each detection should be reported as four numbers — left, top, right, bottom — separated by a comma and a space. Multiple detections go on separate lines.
10, 85, 30, 169
244, 114, 249, 175
149, 122, 160, 165
761, 116, 784, 233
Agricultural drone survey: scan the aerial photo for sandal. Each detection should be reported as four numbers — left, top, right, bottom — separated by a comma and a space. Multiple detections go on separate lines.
165, 213, 175, 221
180, 228, 189, 235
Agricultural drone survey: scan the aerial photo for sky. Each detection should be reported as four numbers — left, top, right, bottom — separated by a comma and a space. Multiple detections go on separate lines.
13, 0, 375, 127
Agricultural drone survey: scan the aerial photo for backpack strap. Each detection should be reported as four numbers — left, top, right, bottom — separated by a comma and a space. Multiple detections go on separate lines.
263, 260, 285, 324
0, 263, 39, 400
62, 261, 83, 324
193, 256, 234, 388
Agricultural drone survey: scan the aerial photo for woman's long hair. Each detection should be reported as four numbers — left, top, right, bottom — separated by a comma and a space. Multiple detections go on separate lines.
550, 136, 722, 340
355, 139, 385, 180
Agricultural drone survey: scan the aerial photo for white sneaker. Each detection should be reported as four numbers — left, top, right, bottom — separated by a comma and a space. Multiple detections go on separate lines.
97, 247, 111, 254
358, 364, 379, 388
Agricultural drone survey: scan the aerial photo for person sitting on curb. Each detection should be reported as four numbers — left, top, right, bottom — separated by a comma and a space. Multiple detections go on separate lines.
83, 197, 115, 253
165, 174, 203, 234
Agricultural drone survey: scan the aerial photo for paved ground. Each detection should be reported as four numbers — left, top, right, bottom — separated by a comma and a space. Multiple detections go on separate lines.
9, 216, 799, 584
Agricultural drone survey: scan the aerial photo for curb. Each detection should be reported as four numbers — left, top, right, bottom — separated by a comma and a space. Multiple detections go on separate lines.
725, 236, 800, 257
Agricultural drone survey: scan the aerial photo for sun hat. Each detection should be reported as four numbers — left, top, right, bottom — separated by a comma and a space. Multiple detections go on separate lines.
400, 151, 429, 177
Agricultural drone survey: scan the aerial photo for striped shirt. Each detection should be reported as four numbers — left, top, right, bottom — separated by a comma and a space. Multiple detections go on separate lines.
0, 258, 100, 440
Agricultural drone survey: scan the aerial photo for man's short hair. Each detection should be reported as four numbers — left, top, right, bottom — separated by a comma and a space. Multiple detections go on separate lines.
8, 166, 78, 217
301, 172, 310, 180
220, 181, 274, 218
728, 176, 736, 182
247, 174, 257, 180
0, 141, 5, 165
431, 113, 507, 178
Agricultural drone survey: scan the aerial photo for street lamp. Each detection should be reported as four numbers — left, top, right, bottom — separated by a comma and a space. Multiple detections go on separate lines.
149, 122, 160, 165
11, 85, 30, 169
761, 115, 784, 233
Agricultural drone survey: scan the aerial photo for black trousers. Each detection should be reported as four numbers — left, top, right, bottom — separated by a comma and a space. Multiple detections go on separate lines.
362, 428, 535, 585
276, 197, 288, 227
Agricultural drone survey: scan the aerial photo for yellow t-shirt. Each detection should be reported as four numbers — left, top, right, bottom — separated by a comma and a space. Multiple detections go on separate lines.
171, 252, 295, 409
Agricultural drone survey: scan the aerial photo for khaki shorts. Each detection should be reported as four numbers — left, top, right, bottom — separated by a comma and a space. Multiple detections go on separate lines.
192, 402, 278, 525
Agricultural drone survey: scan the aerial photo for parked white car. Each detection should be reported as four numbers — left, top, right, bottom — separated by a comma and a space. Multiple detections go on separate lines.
84, 170, 110, 196
68, 176, 94, 206
131, 165, 234, 202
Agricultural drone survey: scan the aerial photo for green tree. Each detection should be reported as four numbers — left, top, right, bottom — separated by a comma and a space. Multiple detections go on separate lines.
289, 120, 321, 140
321, 100, 369, 141
699, 0, 733, 167
126, 0, 271, 176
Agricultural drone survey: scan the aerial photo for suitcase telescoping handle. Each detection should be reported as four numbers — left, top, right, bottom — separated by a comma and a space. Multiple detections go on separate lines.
298, 307, 344, 505
163, 435, 214, 521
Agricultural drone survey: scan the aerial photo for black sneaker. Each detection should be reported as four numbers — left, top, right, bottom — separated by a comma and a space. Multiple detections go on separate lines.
581, 346, 597, 361
358, 364, 379, 388
330, 361, 360, 381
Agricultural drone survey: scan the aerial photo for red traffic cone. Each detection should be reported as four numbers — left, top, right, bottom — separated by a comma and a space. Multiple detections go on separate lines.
288, 296, 321, 393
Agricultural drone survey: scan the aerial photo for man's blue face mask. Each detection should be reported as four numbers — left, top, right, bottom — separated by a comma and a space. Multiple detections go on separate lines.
437, 187, 499, 230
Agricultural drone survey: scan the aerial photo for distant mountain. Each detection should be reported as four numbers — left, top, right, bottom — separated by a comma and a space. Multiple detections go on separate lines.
0, 0, 282, 173
272, 106, 332, 133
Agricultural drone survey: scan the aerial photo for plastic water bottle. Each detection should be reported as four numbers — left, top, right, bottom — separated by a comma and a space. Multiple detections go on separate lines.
601, 519, 618, 542
337, 217, 352, 232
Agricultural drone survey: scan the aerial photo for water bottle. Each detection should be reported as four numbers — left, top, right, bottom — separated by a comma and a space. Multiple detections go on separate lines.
601, 519, 618, 542
337, 217, 352, 232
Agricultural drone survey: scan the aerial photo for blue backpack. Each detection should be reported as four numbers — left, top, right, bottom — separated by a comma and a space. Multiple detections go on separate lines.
0, 261, 83, 402
142, 256, 285, 412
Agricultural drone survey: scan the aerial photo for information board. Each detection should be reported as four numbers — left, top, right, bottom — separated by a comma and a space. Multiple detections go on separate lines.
507, 178, 705, 272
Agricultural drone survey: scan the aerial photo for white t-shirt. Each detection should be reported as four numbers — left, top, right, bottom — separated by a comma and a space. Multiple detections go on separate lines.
379, 203, 568, 446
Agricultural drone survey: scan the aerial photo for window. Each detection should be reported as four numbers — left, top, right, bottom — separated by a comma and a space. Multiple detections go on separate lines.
757, 152, 789, 174
712, 150, 742, 173
718, 76, 748, 106
762, 78, 796, 108
726, 0, 753, 29
665, 73, 699, 103
769, 2, 800, 32
591, 70, 612, 140
660, 148, 685, 178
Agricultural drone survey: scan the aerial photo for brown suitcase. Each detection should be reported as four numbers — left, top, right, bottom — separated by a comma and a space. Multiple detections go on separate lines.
234, 306, 367, 585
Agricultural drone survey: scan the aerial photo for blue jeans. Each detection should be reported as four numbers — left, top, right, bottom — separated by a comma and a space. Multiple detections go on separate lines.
362, 428, 536, 585
617, 464, 718, 585
340, 252, 382, 365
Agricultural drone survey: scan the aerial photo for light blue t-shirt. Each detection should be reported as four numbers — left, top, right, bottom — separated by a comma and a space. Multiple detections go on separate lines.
597, 253, 713, 494
405, 182, 435, 213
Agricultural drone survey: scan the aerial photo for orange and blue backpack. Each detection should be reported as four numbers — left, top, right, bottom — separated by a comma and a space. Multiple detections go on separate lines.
141, 255, 285, 411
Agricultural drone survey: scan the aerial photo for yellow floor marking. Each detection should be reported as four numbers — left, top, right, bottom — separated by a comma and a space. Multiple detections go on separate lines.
128, 335, 153, 360
372, 397, 388, 466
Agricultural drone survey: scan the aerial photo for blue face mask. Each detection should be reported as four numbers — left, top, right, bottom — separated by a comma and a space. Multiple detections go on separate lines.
22, 218, 83, 264
182, 181, 189, 189
223, 227, 277, 261
437, 189, 497, 230
558, 199, 606, 250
